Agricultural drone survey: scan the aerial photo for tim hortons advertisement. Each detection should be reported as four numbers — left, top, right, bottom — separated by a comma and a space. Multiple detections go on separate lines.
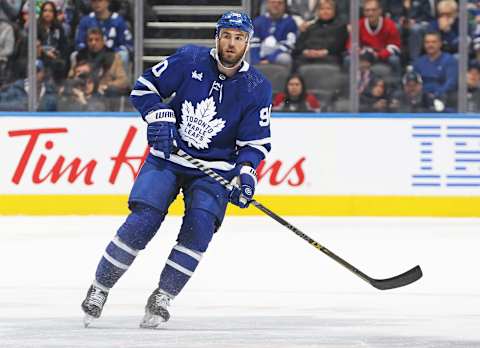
2, 116, 480, 196
0, 117, 306, 195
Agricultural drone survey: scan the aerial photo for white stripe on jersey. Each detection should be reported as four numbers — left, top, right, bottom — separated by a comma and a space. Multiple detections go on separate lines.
244, 144, 269, 158
138, 76, 160, 95
236, 137, 271, 146
130, 89, 155, 96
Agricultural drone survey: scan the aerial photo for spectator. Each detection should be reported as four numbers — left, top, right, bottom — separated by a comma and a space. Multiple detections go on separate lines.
413, 31, 458, 108
359, 76, 390, 112
292, 0, 348, 67
467, 62, 480, 112
38, 1, 69, 83
0, 19, 14, 85
250, 0, 298, 66
75, 0, 133, 71
426, 0, 466, 56
8, 6, 29, 81
0, 59, 57, 111
288, 0, 348, 23
346, 0, 402, 74
390, 69, 436, 112
272, 73, 321, 112
392, 0, 435, 61
358, 49, 377, 94
58, 60, 107, 111
71, 27, 128, 97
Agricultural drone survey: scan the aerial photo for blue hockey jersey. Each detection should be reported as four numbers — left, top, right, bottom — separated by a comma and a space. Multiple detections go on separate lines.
75, 12, 133, 52
130, 45, 272, 172
250, 13, 298, 65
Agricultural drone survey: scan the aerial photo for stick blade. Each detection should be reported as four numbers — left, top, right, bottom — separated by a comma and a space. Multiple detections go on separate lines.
369, 265, 423, 290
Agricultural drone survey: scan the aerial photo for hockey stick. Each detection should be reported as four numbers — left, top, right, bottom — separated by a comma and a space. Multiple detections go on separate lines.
175, 149, 422, 290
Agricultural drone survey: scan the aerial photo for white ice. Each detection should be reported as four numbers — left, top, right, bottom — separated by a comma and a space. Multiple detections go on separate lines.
1, 215, 479, 347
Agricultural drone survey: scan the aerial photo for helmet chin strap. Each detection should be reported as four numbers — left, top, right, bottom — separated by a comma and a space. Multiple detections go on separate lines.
215, 38, 250, 72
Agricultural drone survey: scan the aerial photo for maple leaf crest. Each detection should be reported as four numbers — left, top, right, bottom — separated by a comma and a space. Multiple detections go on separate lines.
179, 97, 226, 150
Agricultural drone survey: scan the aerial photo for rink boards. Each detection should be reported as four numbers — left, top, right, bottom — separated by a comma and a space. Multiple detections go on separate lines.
2, 112, 480, 216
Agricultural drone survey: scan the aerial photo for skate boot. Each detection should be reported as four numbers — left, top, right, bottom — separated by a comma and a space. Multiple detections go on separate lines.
81, 283, 109, 327
139, 288, 173, 329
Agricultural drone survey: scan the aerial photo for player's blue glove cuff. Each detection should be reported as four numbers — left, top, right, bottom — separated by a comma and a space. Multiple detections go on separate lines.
229, 165, 257, 208
145, 108, 177, 159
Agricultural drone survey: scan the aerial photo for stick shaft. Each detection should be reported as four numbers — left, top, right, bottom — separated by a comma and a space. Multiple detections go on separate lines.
175, 149, 422, 290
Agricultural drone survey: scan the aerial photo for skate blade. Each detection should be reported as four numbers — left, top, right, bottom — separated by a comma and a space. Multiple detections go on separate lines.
83, 314, 95, 328
139, 312, 166, 329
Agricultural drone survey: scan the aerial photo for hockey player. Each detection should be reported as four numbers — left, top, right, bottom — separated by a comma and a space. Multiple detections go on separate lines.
81, 11, 272, 328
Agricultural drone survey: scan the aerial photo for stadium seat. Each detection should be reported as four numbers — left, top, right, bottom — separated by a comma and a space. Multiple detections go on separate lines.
333, 98, 350, 112
255, 64, 290, 95
298, 63, 343, 108
371, 63, 398, 85
298, 63, 341, 88
371, 63, 391, 78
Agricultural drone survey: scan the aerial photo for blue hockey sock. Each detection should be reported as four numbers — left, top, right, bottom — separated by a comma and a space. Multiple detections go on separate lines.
95, 204, 165, 289
95, 235, 139, 288
159, 244, 203, 296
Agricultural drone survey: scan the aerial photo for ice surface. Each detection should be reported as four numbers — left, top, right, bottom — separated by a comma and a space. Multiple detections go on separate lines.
1, 216, 479, 347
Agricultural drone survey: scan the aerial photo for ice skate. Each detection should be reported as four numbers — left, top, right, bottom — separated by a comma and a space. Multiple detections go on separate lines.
139, 288, 172, 329
81, 283, 109, 327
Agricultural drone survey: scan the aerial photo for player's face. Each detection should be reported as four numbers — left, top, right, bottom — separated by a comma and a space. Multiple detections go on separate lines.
217, 28, 249, 67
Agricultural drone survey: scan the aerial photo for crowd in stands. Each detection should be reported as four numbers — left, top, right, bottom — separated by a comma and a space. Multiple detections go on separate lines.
1, 0, 480, 113
253, 0, 480, 113
0, 0, 133, 111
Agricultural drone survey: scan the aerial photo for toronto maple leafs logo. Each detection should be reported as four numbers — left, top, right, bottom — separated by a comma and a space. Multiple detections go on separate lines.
179, 97, 226, 150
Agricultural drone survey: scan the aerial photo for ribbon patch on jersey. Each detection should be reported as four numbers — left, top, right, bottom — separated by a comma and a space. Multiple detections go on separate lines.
179, 97, 226, 150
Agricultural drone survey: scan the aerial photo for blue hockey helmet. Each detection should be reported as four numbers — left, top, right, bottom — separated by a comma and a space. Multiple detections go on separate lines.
215, 11, 254, 40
